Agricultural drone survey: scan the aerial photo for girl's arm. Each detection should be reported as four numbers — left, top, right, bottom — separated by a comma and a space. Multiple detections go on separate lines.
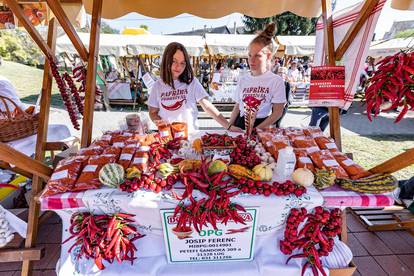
255, 103, 285, 129
199, 97, 243, 132
149, 106, 163, 125
228, 103, 240, 126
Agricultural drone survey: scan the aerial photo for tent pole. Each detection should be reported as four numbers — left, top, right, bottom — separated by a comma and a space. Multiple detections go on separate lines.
21, 17, 57, 276
81, 0, 103, 147
322, 0, 342, 151
46, 0, 89, 61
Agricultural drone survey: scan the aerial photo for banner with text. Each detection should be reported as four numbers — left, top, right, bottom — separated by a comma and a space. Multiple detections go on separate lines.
161, 208, 258, 263
309, 66, 345, 107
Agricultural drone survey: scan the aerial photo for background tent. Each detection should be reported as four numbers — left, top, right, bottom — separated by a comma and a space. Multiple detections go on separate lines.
368, 37, 414, 58
205, 33, 255, 57
276, 35, 316, 56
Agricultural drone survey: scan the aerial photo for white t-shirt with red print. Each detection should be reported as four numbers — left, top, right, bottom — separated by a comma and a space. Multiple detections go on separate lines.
234, 70, 286, 118
148, 78, 208, 132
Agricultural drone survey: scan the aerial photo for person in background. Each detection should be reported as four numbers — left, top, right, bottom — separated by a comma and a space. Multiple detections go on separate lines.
148, 42, 242, 133
366, 56, 376, 77
228, 23, 286, 130
271, 57, 281, 75
239, 58, 248, 70
0, 74, 30, 112
287, 60, 302, 82
309, 107, 329, 131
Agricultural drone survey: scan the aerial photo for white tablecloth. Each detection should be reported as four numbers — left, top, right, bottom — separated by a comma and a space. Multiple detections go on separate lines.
107, 82, 132, 100
53, 185, 324, 275
5, 124, 73, 157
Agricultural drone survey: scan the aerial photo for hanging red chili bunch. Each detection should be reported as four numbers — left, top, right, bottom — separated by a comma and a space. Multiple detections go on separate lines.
48, 57, 80, 130
63, 72, 84, 115
280, 207, 342, 276
365, 50, 414, 123
72, 64, 103, 104
63, 212, 145, 270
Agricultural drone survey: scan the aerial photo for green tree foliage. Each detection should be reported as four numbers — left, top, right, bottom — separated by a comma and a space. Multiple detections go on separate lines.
395, 29, 414, 38
78, 21, 119, 34
139, 24, 149, 31
0, 30, 42, 66
243, 12, 318, 35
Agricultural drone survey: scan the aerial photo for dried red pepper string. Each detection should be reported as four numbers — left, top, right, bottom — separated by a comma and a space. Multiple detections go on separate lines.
63, 212, 145, 270
63, 72, 84, 115
281, 207, 342, 276
365, 50, 414, 123
48, 57, 80, 130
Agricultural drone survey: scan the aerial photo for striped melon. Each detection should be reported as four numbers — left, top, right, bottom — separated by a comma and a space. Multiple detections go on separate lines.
99, 163, 125, 188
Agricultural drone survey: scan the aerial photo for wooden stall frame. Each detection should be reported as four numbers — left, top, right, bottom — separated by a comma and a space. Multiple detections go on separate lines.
0, 0, 412, 275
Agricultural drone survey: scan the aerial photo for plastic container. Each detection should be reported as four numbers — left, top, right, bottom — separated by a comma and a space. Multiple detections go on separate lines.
275, 146, 296, 178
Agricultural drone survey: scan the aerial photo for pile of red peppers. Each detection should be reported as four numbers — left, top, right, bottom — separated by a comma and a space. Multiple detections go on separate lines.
280, 207, 342, 276
365, 51, 414, 123
64, 212, 145, 270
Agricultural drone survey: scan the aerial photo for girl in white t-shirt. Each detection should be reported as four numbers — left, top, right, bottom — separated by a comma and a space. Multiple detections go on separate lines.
148, 42, 241, 133
229, 23, 286, 130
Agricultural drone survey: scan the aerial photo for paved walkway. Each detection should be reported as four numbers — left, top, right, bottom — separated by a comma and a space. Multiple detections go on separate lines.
48, 101, 414, 139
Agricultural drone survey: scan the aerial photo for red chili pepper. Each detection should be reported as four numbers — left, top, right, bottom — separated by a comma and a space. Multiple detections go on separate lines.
395, 103, 409, 123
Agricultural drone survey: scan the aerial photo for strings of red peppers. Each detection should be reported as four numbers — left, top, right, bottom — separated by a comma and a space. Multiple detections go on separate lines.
280, 207, 342, 276
365, 51, 414, 123
63, 212, 145, 270
63, 71, 84, 115
173, 159, 247, 233
48, 57, 80, 130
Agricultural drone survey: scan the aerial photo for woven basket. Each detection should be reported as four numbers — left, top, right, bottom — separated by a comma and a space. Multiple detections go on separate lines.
0, 96, 39, 142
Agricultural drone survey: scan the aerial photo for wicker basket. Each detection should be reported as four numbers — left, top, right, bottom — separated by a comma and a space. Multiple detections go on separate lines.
0, 96, 39, 142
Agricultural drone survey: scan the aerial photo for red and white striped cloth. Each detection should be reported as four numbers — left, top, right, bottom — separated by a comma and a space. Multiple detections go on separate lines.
314, 0, 386, 110
321, 185, 394, 208
40, 191, 85, 210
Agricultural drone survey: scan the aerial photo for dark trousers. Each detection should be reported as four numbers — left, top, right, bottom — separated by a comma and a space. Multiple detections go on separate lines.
234, 114, 268, 130
309, 107, 329, 131
399, 177, 414, 199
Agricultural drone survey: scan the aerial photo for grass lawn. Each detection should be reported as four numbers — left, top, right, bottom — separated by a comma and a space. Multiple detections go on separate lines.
343, 135, 414, 180
0, 60, 64, 107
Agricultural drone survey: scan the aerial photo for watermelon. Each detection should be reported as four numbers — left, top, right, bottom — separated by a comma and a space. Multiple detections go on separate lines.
99, 163, 125, 188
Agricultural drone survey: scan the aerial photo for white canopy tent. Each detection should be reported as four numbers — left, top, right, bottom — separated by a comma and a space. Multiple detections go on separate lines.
368, 37, 414, 58
56, 33, 206, 57
126, 35, 206, 57
205, 34, 316, 57
56, 32, 137, 56
276, 35, 316, 56
205, 33, 255, 57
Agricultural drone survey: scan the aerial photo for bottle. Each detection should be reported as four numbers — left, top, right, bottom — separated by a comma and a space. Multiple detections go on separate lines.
275, 146, 296, 178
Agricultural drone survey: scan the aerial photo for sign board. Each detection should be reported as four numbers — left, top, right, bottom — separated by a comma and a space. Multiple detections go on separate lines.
309, 66, 345, 107
161, 208, 258, 263
142, 72, 155, 90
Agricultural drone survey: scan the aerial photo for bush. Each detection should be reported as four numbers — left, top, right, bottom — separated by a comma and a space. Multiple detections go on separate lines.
0, 29, 43, 66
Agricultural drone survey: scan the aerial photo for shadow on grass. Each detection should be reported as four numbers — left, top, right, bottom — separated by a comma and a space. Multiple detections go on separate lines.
21, 93, 64, 108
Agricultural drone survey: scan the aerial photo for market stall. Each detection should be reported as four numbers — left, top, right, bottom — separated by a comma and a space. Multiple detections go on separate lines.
276, 36, 316, 57
1, 0, 414, 276
36, 124, 400, 275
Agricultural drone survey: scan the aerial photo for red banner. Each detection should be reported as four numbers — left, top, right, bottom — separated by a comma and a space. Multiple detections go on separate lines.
309, 66, 345, 107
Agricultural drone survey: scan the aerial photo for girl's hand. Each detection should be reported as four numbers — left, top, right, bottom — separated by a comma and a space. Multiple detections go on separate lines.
229, 125, 244, 133
154, 119, 168, 127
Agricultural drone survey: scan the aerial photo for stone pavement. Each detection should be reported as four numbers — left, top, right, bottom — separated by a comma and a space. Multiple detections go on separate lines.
47, 101, 414, 139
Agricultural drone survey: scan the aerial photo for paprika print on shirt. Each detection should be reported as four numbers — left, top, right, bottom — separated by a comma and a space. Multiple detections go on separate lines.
235, 70, 286, 118
148, 78, 208, 132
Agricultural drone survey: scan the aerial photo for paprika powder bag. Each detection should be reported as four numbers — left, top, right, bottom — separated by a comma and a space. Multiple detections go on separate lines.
74, 154, 117, 191
118, 145, 137, 169
130, 146, 150, 172
171, 122, 188, 139
331, 152, 371, 179
294, 148, 315, 172
291, 136, 320, 154
78, 146, 103, 156
269, 135, 290, 160
309, 150, 349, 179
158, 123, 173, 140
102, 147, 122, 159
314, 136, 339, 152
44, 159, 84, 196
303, 126, 323, 137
